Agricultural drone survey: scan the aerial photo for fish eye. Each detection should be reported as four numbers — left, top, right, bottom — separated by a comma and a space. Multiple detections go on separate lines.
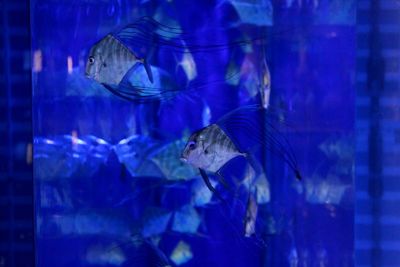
88, 56, 95, 64
188, 141, 196, 150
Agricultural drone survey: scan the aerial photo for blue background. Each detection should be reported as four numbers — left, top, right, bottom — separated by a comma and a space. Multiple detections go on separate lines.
31, 1, 355, 267
2, 0, 399, 267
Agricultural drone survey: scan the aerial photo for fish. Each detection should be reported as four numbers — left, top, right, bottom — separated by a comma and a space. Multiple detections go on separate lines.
84, 18, 185, 102
86, 16, 266, 103
181, 124, 245, 173
181, 105, 301, 240
85, 34, 153, 86
181, 105, 302, 181
225, 48, 271, 107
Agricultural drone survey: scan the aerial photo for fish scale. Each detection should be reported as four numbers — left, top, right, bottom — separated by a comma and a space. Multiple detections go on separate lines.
112, 35, 129, 76
208, 125, 237, 154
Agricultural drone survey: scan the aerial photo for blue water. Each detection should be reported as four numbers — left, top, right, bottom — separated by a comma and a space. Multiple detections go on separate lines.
32, 1, 355, 266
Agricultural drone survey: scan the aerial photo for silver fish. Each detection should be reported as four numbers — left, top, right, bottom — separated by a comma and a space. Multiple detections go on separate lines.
180, 124, 245, 173
181, 105, 302, 181
85, 34, 146, 85
181, 104, 302, 214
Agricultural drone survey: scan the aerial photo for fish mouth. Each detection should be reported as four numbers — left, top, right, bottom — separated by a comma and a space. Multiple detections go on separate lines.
85, 71, 96, 79
180, 156, 187, 163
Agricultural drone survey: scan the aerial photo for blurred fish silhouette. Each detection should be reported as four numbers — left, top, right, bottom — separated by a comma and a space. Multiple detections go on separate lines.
85, 16, 264, 103
243, 193, 258, 237
181, 105, 302, 198
225, 46, 271, 108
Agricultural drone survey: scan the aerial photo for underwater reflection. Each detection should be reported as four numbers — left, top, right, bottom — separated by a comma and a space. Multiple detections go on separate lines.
34, 135, 112, 180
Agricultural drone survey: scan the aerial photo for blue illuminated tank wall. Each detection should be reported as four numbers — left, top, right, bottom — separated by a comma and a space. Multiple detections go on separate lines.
0, 0, 34, 266
355, 1, 400, 267
32, 1, 355, 267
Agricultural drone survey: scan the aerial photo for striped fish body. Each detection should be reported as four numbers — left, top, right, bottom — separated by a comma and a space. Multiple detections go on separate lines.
85, 34, 140, 85
181, 124, 245, 173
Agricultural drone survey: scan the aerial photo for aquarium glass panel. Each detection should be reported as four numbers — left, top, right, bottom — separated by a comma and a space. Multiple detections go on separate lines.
32, 1, 355, 266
